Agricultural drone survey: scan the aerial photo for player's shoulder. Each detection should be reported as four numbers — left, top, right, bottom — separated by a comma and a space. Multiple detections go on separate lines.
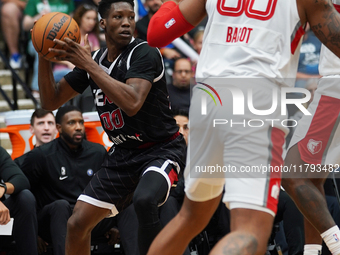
129, 40, 162, 65
91, 48, 106, 61
133, 38, 160, 55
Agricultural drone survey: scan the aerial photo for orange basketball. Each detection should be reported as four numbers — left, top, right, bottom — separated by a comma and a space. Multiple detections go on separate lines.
32, 12, 80, 62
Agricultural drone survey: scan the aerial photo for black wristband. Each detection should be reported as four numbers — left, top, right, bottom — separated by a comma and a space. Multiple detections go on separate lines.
0, 183, 7, 197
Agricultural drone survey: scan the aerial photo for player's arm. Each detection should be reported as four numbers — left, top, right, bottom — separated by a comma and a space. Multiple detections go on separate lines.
147, 0, 206, 47
95, 76, 152, 117
76, 55, 151, 116
50, 36, 152, 116
38, 56, 79, 110
82, 59, 151, 116
299, 0, 340, 57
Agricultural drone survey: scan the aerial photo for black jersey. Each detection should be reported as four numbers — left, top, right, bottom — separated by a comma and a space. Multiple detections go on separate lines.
65, 38, 179, 149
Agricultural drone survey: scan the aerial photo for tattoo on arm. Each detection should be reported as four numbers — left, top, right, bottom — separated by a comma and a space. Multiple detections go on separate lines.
222, 234, 258, 255
311, 1, 340, 49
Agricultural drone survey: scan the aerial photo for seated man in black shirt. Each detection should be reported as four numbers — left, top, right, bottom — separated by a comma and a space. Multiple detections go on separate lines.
21, 105, 115, 255
167, 58, 193, 113
0, 146, 38, 255
14, 108, 58, 167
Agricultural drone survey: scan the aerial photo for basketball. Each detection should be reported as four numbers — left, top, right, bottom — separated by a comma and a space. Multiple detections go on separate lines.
31, 12, 80, 62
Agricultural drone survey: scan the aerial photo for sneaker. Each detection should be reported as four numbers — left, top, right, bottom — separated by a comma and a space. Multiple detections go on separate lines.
9, 53, 22, 69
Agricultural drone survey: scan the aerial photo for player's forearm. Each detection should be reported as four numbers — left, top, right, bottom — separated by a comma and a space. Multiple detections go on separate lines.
38, 57, 64, 110
86, 65, 149, 116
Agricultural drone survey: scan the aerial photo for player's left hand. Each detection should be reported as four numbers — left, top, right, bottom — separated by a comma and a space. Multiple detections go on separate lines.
50, 34, 93, 70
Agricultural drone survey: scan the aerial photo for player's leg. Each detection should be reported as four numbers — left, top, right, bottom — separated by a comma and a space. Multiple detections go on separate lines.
146, 113, 225, 255
282, 91, 340, 254
147, 191, 223, 255
133, 158, 184, 255
133, 170, 168, 255
66, 148, 139, 255
210, 207, 274, 255
283, 82, 340, 255
303, 178, 326, 255
65, 200, 111, 255
283, 145, 335, 255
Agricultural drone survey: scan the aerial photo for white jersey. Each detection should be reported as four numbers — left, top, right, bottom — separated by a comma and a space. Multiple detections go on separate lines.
196, 0, 303, 86
319, 45, 340, 76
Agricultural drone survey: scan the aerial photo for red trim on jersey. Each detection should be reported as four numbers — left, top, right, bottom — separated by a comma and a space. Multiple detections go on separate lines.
147, 2, 194, 48
298, 95, 340, 164
168, 168, 178, 185
291, 25, 305, 54
266, 127, 285, 214
334, 4, 340, 13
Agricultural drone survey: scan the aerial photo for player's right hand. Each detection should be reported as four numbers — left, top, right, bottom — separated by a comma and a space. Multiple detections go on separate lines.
0, 201, 10, 225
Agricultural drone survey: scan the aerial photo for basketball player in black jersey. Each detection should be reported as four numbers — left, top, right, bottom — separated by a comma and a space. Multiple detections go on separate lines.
35, 0, 186, 254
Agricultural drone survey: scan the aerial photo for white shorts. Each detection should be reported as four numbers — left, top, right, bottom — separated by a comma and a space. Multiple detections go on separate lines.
289, 76, 340, 165
185, 79, 288, 215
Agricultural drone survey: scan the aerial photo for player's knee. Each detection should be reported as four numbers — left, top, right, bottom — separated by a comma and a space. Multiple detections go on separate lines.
133, 192, 159, 214
67, 214, 80, 233
67, 213, 90, 237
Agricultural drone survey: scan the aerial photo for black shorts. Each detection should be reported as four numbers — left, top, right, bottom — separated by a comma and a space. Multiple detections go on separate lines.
78, 134, 186, 216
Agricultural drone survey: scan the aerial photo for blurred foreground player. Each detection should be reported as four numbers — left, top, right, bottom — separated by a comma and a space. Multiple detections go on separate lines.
147, 0, 340, 254
283, 1, 340, 253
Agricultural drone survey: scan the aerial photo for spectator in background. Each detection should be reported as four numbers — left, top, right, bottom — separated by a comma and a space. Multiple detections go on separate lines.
74, 4, 100, 50
173, 109, 189, 145
13, 108, 57, 254
134, 0, 162, 41
0, 146, 38, 255
1, 0, 27, 68
20, 105, 114, 255
192, 29, 203, 55
134, 0, 182, 64
22, 0, 75, 99
14, 108, 57, 167
190, 29, 204, 77
167, 58, 193, 113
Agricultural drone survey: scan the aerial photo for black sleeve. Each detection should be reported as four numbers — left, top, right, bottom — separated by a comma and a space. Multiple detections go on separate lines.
125, 44, 164, 83
64, 66, 90, 94
20, 148, 45, 189
13, 153, 25, 168
0, 147, 30, 193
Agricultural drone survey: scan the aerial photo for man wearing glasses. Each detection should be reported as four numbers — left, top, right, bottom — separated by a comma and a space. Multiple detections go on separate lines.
167, 58, 193, 112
